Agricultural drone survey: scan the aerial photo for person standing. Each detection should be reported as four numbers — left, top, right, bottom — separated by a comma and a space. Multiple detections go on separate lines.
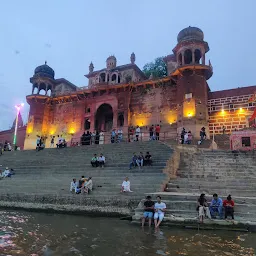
111, 129, 116, 143
181, 128, 185, 144
50, 137, 55, 148
135, 126, 141, 141
99, 130, 104, 144
141, 196, 155, 227
155, 124, 160, 140
154, 196, 166, 228
149, 125, 154, 140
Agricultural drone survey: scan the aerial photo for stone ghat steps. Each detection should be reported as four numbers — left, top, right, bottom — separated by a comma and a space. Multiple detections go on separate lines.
165, 188, 256, 197
1, 141, 172, 155
133, 193, 256, 222
1, 163, 167, 169
134, 208, 256, 221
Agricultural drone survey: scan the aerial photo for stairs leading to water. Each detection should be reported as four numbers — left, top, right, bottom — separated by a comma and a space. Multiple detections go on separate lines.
0, 141, 172, 215
133, 149, 256, 230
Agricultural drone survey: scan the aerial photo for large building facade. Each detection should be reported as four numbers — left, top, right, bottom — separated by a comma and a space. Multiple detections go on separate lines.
2, 26, 254, 149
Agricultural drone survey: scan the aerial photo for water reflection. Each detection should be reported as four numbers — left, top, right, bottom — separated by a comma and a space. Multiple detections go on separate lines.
0, 210, 255, 256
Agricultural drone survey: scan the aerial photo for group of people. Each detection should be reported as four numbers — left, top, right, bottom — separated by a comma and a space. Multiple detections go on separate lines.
197, 193, 235, 223
180, 128, 193, 144
81, 131, 104, 145
111, 128, 123, 143
129, 152, 152, 169
141, 195, 167, 228
70, 176, 93, 194
91, 153, 106, 168
0, 167, 15, 179
148, 124, 161, 141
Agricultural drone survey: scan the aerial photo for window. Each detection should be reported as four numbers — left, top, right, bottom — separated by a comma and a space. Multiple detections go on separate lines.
242, 137, 251, 147
229, 104, 233, 109
86, 108, 90, 113
249, 102, 253, 107
185, 93, 192, 99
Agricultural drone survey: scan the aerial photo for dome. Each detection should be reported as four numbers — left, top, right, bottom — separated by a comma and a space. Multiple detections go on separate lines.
177, 26, 204, 43
107, 55, 116, 61
34, 62, 55, 79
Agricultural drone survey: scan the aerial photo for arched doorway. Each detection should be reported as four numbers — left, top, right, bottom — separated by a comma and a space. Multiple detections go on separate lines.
95, 103, 113, 131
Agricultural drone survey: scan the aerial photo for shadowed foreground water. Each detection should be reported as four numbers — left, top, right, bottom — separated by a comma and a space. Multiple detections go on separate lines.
0, 210, 255, 256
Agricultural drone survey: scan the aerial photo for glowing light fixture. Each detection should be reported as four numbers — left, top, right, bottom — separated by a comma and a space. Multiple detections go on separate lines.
187, 113, 192, 117
13, 103, 24, 145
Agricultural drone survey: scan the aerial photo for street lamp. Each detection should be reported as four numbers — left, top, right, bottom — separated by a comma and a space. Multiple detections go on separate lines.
13, 103, 24, 145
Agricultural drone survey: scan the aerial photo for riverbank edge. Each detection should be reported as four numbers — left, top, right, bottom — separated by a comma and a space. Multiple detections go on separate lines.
0, 200, 133, 218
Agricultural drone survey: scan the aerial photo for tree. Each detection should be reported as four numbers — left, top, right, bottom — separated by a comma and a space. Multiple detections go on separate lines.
142, 57, 167, 79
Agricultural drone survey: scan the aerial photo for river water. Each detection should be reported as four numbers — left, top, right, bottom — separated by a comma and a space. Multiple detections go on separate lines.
0, 210, 255, 256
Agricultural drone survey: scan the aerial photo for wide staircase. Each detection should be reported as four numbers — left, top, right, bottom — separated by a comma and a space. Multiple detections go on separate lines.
0, 141, 172, 215
133, 149, 256, 230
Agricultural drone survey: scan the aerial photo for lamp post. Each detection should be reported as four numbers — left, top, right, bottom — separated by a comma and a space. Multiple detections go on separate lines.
13, 103, 24, 145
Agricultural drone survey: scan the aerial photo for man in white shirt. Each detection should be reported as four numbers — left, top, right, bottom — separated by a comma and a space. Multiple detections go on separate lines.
70, 178, 77, 192
98, 153, 106, 168
4, 167, 11, 178
135, 126, 141, 141
154, 196, 167, 228
84, 177, 93, 193
121, 177, 133, 192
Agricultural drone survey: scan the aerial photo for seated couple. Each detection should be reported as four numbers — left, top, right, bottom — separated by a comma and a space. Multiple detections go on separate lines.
56, 138, 67, 148
197, 193, 235, 223
70, 176, 93, 194
0, 167, 14, 178
129, 152, 152, 169
91, 153, 105, 168
141, 196, 167, 228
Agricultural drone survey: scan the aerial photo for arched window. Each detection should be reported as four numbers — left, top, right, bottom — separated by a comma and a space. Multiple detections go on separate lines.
178, 53, 182, 66
100, 73, 106, 82
195, 49, 202, 64
33, 86, 38, 94
184, 49, 192, 64
84, 119, 91, 130
118, 113, 124, 127
111, 74, 117, 82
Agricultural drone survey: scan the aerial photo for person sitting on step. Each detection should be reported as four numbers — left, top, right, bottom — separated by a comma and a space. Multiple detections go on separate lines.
210, 193, 223, 219
129, 153, 138, 169
144, 152, 152, 166
154, 196, 166, 228
223, 195, 235, 220
136, 152, 144, 168
83, 177, 93, 194
91, 154, 99, 167
98, 153, 105, 168
76, 176, 86, 194
197, 193, 211, 223
141, 195, 155, 227
70, 178, 77, 192
121, 177, 133, 192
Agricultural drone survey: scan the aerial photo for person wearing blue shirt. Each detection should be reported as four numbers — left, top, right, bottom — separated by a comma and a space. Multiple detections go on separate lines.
210, 193, 223, 218
129, 153, 138, 169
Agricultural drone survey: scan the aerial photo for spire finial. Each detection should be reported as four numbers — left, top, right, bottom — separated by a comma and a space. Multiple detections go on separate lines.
45, 61, 47, 65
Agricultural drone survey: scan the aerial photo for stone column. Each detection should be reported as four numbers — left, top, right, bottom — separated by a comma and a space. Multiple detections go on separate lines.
112, 109, 117, 129
37, 84, 40, 94
192, 50, 195, 64
202, 54, 205, 65
116, 73, 118, 83
182, 52, 185, 66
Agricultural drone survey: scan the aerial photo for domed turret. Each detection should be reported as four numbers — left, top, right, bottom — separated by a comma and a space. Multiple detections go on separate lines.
106, 55, 117, 69
177, 26, 204, 43
34, 61, 55, 79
